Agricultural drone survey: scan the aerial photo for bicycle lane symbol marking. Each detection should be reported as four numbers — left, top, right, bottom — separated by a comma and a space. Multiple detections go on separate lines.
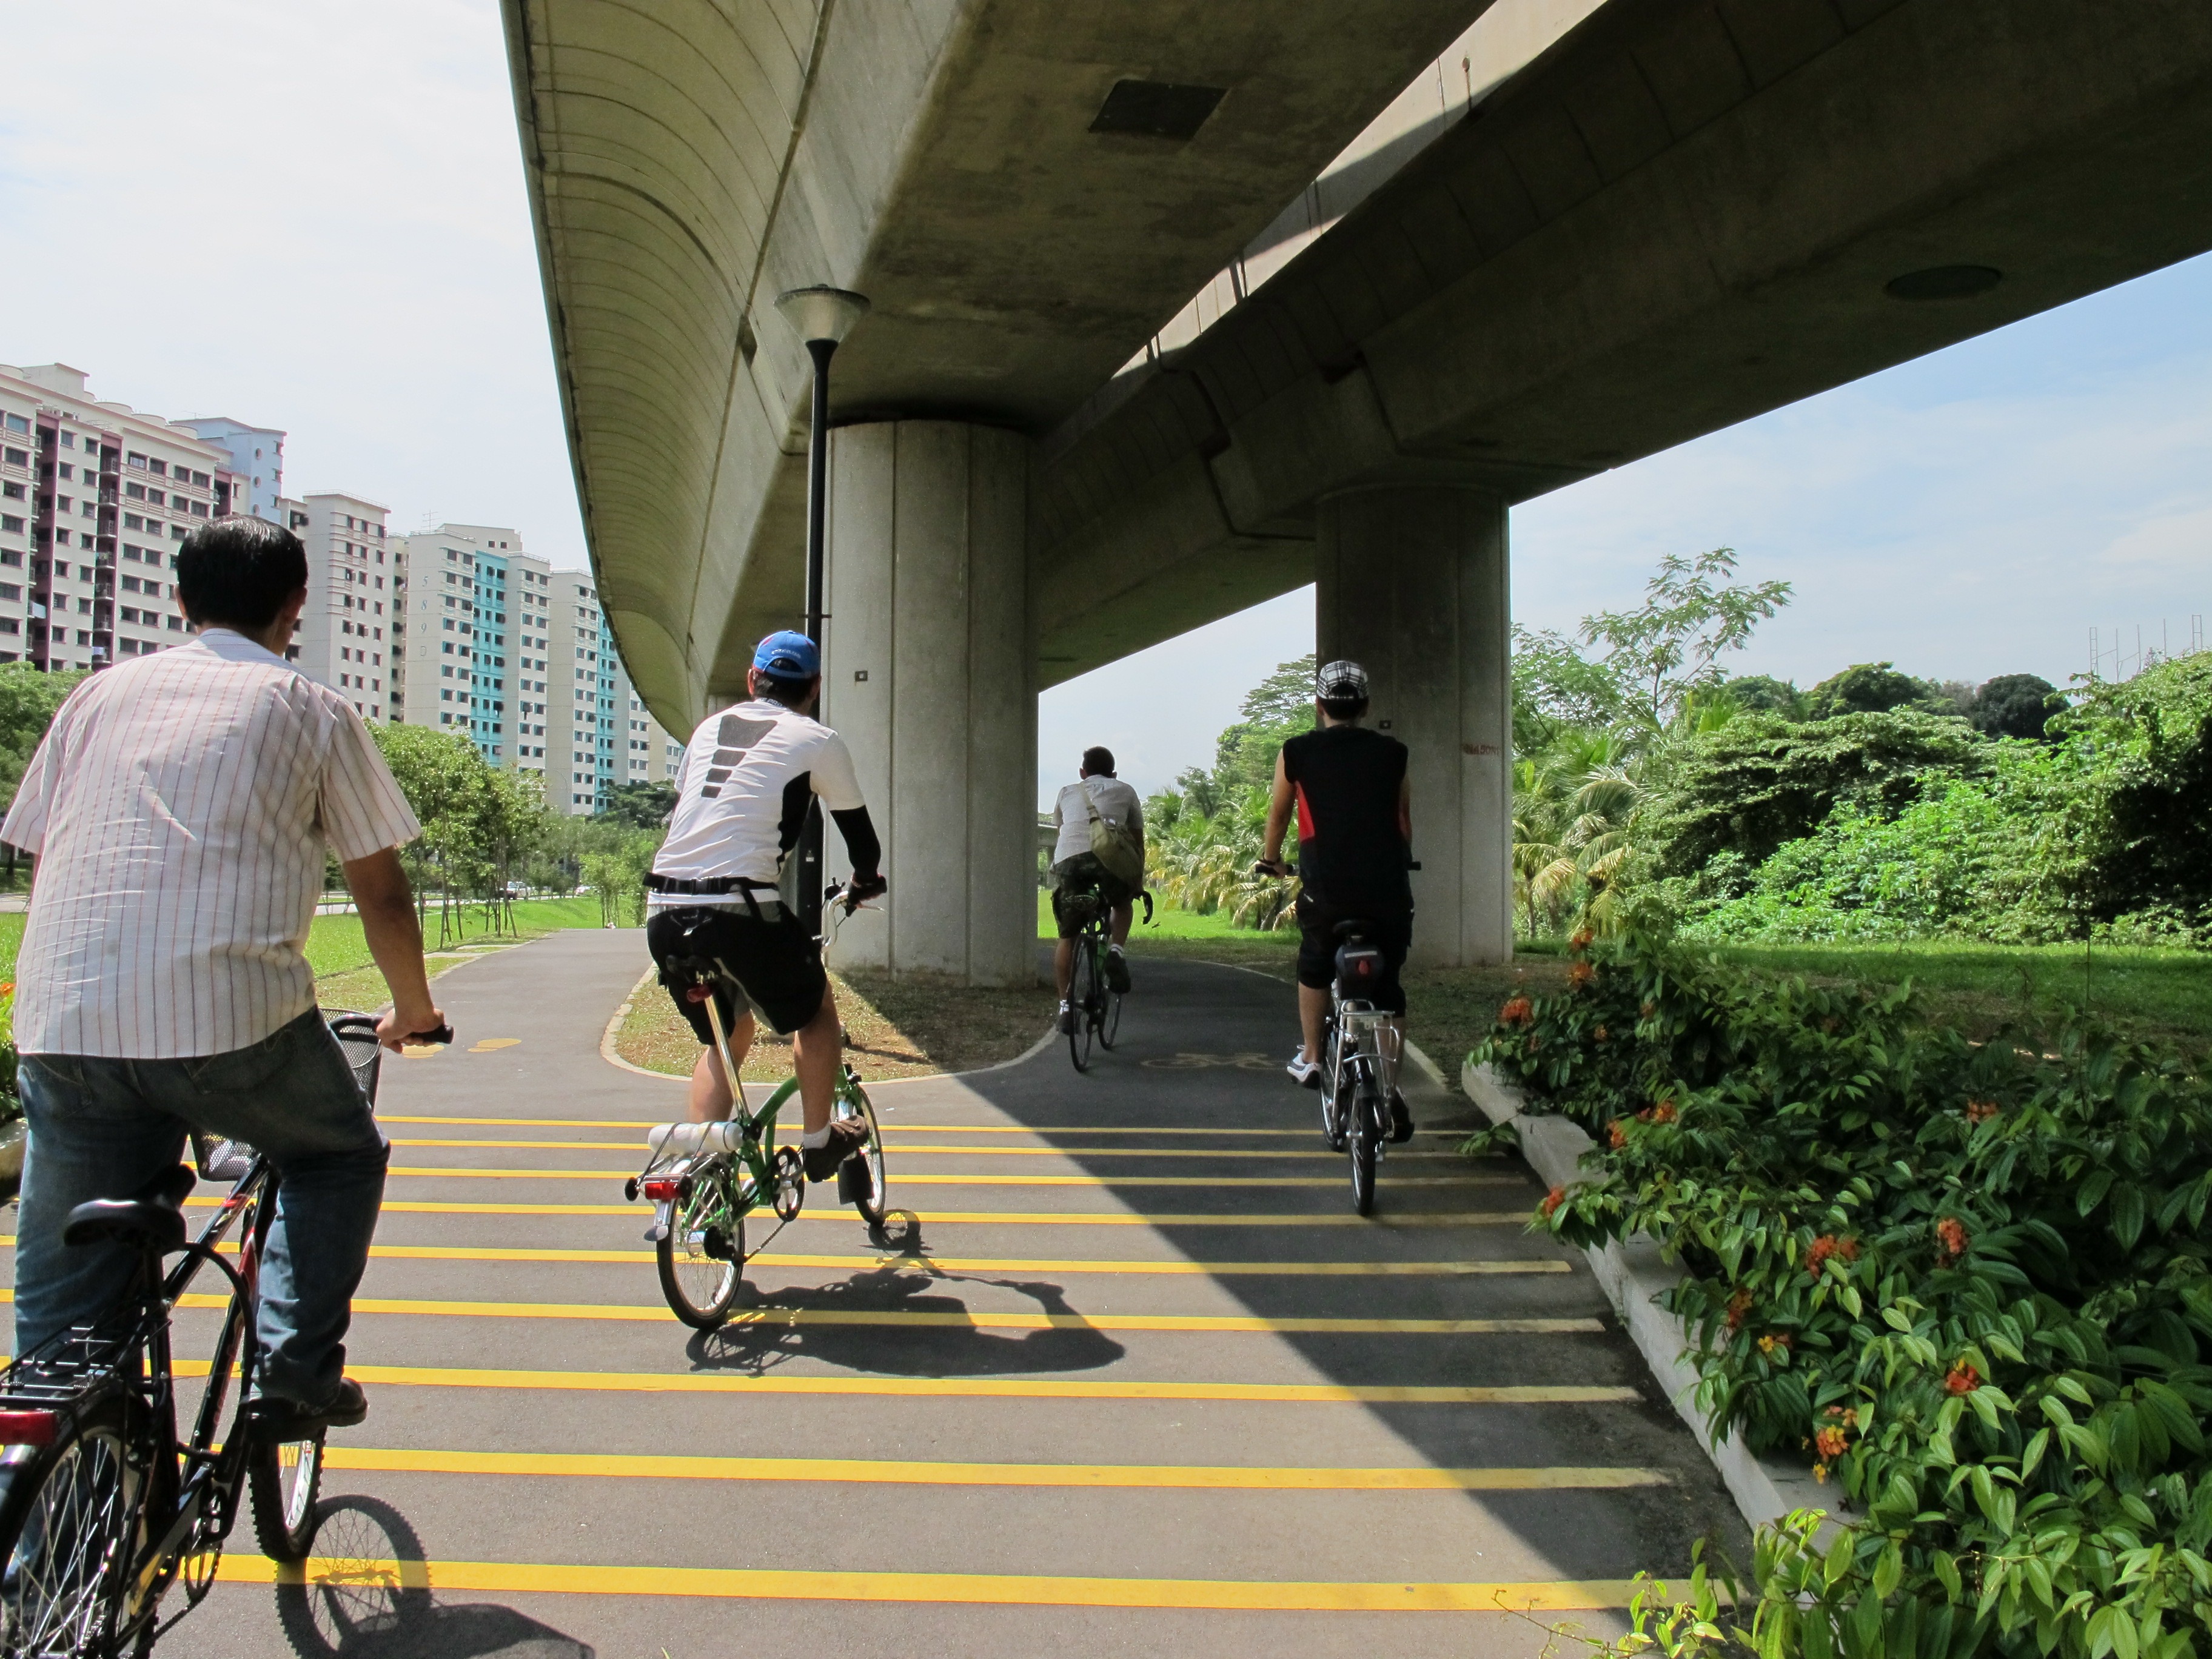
1142, 1053, 1277, 1072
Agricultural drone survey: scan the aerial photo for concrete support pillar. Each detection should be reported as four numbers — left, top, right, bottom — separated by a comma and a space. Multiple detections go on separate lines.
1315, 485, 1512, 967
820, 421, 1035, 985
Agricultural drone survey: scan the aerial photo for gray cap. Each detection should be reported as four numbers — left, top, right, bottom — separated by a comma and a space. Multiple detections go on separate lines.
1316, 659, 1369, 700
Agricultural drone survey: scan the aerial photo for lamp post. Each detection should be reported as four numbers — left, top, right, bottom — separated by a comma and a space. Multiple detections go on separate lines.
773, 284, 870, 936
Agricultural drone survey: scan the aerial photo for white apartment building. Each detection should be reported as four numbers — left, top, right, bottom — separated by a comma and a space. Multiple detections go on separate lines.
0, 363, 246, 672
279, 492, 394, 722
176, 417, 285, 521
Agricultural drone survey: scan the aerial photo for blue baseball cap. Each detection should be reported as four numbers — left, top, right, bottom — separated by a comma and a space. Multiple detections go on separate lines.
753, 630, 820, 680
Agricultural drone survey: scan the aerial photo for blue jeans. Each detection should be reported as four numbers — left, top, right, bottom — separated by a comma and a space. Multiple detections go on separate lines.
14, 1008, 389, 1404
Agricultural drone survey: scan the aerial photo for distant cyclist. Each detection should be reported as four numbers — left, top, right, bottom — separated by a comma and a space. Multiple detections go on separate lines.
645, 631, 886, 1176
1256, 660, 1415, 1142
1048, 746, 1145, 1033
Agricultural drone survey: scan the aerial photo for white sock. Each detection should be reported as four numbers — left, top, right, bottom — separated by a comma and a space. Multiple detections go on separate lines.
801, 1125, 832, 1148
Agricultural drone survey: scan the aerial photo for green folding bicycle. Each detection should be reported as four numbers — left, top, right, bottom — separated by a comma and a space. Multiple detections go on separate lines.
626, 883, 888, 1329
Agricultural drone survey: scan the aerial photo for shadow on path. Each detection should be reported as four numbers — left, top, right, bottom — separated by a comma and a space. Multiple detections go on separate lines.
275, 1496, 592, 1659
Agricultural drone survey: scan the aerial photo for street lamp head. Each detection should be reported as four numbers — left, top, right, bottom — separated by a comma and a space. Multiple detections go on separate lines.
773, 286, 871, 346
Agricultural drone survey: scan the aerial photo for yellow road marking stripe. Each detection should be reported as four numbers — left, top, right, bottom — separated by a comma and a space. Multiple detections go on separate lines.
155, 1290, 1600, 1335
171, 1199, 1524, 1225
215, 1555, 1650, 1611
0, 1237, 1563, 1274
384, 1165, 1503, 1188
327, 1446, 1667, 1490
120, 1357, 1634, 1404
380, 1116, 1473, 1139
386, 1137, 1465, 1161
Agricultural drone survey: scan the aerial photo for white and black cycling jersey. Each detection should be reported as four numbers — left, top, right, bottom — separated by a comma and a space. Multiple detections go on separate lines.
651, 698, 865, 903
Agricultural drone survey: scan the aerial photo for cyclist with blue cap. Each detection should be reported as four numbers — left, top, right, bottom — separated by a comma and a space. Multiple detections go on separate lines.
644, 631, 887, 1176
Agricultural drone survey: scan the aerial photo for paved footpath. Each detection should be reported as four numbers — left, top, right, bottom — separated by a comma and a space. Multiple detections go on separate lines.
127, 929, 1743, 1658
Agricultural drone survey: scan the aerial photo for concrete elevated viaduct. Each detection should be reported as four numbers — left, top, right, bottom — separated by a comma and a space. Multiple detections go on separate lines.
504, 0, 2212, 981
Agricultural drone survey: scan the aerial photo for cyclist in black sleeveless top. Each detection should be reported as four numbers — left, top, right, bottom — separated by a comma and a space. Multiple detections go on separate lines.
1256, 659, 1416, 1142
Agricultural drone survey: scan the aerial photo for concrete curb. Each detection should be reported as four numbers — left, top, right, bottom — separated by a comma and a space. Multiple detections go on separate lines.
1459, 1059, 1836, 1540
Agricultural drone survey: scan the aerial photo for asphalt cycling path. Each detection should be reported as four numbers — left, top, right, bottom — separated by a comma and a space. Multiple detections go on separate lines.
144, 928, 1744, 1659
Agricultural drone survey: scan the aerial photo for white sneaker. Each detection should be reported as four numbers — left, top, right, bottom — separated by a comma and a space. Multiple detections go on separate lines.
1057, 1000, 1076, 1034
1285, 1050, 1321, 1088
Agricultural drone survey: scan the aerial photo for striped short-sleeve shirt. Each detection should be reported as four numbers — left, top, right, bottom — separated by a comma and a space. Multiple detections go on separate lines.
1, 629, 422, 1059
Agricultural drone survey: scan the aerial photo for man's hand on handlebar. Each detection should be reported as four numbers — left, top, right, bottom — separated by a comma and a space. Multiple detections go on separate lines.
377, 1002, 451, 1053
847, 872, 888, 906
1253, 857, 1294, 880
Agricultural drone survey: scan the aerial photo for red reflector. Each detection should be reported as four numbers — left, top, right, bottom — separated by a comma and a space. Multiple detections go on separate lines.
0, 1411, 58, 1446
641, 1179, 680, 1202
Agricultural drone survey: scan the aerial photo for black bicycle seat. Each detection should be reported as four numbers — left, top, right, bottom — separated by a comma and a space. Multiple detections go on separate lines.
1330, 919, 1375, 942
63, 1163, 197, 1254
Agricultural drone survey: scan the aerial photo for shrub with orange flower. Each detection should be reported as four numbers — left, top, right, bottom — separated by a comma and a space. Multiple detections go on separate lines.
1607, 1120, 1628, 1150
1635, 1100, 1678, 1125
1945, 1362, 1982, 1395
1567, 959, 1597, 992
1569, 927, 1596, 953
1541, 1186, 1566, 1218
1725, 1288, 1753, 1333
1935, 1218, 1969, 1261
1757, 1333, 1793, 1358
1965, 1099, 1999, 1125
1805, 1235, 1861, 1278
1814, 1424, 1849, 1460
1498, 996, 1534, 1028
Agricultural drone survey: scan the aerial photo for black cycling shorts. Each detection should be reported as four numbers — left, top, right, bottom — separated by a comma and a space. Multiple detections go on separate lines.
1294, 903, 1412, 1015
1050, 853, 1134, 939
645, 905, 828, 1041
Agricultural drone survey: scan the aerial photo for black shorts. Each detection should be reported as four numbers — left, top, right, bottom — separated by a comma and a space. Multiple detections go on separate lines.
1050, 853, 1134, 939
1295, 901, 1412, 1016
645, 905, 828, 1041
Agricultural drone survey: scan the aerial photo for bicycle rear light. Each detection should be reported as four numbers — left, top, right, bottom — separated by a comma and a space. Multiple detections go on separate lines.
640, 1178, 685, 1203
0, 1410, 59, 1446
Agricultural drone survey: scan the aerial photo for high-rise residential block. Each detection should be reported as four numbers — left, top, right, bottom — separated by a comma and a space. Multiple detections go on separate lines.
276, 492, 394, 722
175, 417, 286, 521
0, 363, 244, 672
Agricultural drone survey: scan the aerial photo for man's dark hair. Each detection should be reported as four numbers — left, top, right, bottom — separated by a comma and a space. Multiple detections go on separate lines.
757, 672, 817, 709
1319, 694, 1369, 722
1082, 745, 1116, 776
176, 516, 309, 630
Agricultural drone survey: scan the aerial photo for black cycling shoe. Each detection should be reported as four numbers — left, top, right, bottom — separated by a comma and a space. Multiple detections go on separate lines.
802, 1118, 871, 1182
1389, 1090, 1415, 1144
1104, 948, 1131, 994
249, 1378, 367, 1443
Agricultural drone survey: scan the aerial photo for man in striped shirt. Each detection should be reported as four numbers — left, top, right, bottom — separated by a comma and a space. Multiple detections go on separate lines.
1, 516, 440, 1440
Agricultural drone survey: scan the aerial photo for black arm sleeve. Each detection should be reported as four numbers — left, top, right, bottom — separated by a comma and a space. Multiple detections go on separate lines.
831, 806, 882, 878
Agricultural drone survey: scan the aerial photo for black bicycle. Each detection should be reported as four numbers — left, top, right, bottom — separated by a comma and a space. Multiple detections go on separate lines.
0, 1012, 446, 1655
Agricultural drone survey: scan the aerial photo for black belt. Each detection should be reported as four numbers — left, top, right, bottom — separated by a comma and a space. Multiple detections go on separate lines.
646, 874, 779, 896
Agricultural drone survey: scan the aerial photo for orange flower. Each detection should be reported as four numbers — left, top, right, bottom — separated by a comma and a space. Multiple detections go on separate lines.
1945, 1362, 1982, 1396
0, 980, 13, 999
1499, 996, 1534, 1028
1935, 1218, 1969, 1261
1814, 1425, 1849, 1460
1965, 1099, 1999, 1124
1812, 1463, 1829, 1483
1607, 1120, 1629, 1150
1758, 1333, 1793, 1358
1635, 1099, 1678, 1126
1825, 1406, 1860, 1430
1593, 1025, 1609, 1042
1725, 1288, 1753, 1333
1806, 1235, 1861, 1278
1541, 1186, 1566, 1218
1569, 927, 1596, 953
1567, 960, 1597, 991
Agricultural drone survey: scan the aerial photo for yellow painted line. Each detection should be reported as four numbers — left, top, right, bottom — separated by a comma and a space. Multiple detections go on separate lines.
468, 1038, 521, 1053
175, 1199, 1525, 1225
384, 1165, 1503, 1188
327, 1446, 1668, 1490
159, 1290, 1600, 1335
215, 1553, 1649, 1610
380, 1116, 1475, 1139
0, 1237, 1560, 1274
386, 1137, 1466, 1161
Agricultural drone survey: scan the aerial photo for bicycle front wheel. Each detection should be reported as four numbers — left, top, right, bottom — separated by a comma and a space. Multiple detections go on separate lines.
1068, 940, 1098, 1073
656, 1167, 745, 1329
0, 1393, 138, 1657
249, 1432, 324, 1563
1099, 987, 1123, 1050
833, 1082, 888, 1226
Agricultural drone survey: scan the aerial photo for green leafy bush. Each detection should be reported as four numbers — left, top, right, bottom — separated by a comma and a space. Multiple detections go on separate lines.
1474, 934, 2212, 1657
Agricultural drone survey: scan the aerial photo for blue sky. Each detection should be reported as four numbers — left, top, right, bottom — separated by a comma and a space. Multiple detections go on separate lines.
0, 4, 2202, 806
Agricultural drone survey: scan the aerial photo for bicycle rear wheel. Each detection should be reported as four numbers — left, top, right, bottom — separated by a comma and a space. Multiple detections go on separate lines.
1068, 939, 1098, 1073
0, 1393, 138, 1657
1349, 1079, 1381, 1217
833, 1082, 888, 1226
249, 1432, 324, 1563
655, 1167, 745, 1329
